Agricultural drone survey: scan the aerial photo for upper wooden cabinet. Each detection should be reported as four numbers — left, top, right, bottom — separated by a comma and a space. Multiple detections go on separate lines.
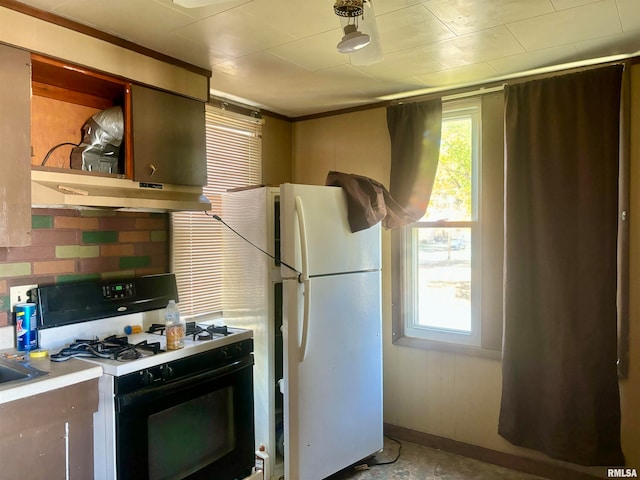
0, 44, 31, 247
0, 49, 209, 246
31, 54, 131, 175
131, 84, 207, 187
30, 54, 207, 187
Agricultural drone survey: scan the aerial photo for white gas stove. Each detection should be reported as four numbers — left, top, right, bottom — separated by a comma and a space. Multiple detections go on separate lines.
34, 274, 257, 480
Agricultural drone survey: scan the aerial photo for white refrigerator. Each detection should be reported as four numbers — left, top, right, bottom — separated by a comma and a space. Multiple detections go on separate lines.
222, 183, 382, 480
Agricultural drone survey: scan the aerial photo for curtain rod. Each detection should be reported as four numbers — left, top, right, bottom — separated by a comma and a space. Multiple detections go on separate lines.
389, 57, 630, 107
441, 84, 505, 101
391, 83, 506, 106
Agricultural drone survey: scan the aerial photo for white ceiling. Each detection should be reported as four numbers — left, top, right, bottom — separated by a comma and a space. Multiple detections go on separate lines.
15, 0, 640, 117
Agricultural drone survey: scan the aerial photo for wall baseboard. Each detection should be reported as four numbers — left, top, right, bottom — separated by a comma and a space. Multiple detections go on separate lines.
383, 424, 604, 480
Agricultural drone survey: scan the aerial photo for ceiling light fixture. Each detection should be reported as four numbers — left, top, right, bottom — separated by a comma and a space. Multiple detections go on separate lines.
333, 0, 364, 17
334, 0, 370, 54
337, 24, 371, 53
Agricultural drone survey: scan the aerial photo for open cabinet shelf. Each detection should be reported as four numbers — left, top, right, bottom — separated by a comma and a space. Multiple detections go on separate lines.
30, 54, 132, 177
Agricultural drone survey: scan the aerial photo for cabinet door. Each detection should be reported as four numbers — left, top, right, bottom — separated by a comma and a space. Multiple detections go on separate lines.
0, 45, 31, 247
131, 84, 207, 186
0, 379, 98, 480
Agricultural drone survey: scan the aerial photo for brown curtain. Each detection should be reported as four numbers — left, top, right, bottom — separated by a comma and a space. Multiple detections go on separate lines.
325, 100, 442, 231
617, 64, 630, 378
499, 65, 625, 465
386, 99, 442, 224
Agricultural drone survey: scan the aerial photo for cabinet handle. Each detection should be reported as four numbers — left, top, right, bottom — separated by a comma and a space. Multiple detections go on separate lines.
148, 164, 157, 176
64, 421, 70, 480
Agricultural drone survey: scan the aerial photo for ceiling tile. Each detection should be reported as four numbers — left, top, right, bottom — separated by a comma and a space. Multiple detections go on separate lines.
550, 0, 603, 10
374, 0, 425, 16
616, 0, 640, 32
351, 44, 453, 80
213, 51, 311, 82
574, 30, 640, 58
52, 0, 196, 41
237, 0, 338, 39
375, 4, 455, 54
172, 8, 294, 57
415, 62, 499, 87
153, 0, 253, 20
267, 29, 348, 71
211, 63, 388, 116
442, 26, 525, 64
285, 64, 383, 93
488, 44, 581, 75
507, 0, 622, 51
424, 0, 555, 36
142, 33, 217, 68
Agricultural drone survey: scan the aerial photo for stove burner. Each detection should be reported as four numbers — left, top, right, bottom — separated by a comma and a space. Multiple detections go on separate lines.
147, 322, 231, 341
147, 324, 166, 335
50, 336, 162, 363
207, 325, 229, 336
117, 348, 142, 361
135, 340, 162, 354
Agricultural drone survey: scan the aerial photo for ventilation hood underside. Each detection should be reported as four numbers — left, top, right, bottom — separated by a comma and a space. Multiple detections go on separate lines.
31, 169, 211, 212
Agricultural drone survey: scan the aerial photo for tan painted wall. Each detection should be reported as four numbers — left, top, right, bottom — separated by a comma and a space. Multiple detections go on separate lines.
292, 93, 640, 468
262, 114, 293, 186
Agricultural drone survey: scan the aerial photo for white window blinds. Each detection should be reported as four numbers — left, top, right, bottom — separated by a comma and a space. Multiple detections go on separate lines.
171, 105, 262, 319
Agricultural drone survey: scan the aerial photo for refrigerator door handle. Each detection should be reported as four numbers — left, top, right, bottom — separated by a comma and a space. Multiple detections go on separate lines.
295, 195, 310, 362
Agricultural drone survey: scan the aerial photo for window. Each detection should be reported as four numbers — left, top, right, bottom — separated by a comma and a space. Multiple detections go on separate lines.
404, 99, 480, 345
392, 93, 504, 353
171, 105, 262, 319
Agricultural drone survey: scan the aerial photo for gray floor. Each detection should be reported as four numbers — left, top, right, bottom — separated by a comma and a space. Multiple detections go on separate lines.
326, 437, 547, 480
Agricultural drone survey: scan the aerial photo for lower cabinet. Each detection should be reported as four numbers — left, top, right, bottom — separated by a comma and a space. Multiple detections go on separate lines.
0, 379, 99, 480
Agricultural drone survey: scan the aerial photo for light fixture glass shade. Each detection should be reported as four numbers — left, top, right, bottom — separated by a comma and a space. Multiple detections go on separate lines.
334, 0, 364, 17
348, 0, 383, 65
337, 24, 371, 53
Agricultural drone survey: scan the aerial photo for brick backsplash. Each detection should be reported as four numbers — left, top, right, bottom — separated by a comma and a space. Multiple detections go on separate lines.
0, 208, 170, 328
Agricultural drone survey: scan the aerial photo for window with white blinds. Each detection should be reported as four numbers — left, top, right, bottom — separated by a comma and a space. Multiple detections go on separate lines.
171, 105, 262, 319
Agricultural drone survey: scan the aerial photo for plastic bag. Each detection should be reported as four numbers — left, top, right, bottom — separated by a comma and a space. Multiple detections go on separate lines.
70, 105, 124, 174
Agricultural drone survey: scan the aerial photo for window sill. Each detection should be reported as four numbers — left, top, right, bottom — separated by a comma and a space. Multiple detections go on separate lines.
392, 333, 502, 360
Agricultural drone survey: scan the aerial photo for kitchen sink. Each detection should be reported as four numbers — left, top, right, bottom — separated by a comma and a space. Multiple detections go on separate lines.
0, 357, 48, 385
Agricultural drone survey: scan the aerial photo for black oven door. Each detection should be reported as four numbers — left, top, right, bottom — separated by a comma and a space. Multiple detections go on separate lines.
115, 356, 254, 480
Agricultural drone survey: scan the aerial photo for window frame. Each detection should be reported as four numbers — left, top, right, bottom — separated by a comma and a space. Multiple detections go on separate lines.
391, 93, 503, 358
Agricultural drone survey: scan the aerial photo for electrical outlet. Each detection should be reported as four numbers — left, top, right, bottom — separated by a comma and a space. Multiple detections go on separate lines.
9, 284, 37, 311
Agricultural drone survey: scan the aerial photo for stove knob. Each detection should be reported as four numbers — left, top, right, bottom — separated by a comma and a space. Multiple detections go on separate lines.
162, 366, 174, 381
221, 347, 231, 360
140, 370, 155, 386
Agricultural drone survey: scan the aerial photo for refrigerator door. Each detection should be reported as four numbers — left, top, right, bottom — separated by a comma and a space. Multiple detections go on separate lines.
280, 183, 381, 279
282, 271, 383, 480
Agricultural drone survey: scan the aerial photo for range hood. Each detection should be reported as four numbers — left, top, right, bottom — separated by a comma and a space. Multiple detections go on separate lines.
31, 169, 211, 212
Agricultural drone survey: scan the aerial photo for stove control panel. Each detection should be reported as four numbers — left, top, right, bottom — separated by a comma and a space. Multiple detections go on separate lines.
103, 281, 135, 300
115, 338, 254, 395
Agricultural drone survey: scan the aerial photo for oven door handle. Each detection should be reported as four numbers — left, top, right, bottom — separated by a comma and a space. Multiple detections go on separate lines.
116, 356, 253, 412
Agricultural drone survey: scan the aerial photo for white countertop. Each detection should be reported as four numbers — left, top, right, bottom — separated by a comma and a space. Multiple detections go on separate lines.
0, 349, 103, 405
